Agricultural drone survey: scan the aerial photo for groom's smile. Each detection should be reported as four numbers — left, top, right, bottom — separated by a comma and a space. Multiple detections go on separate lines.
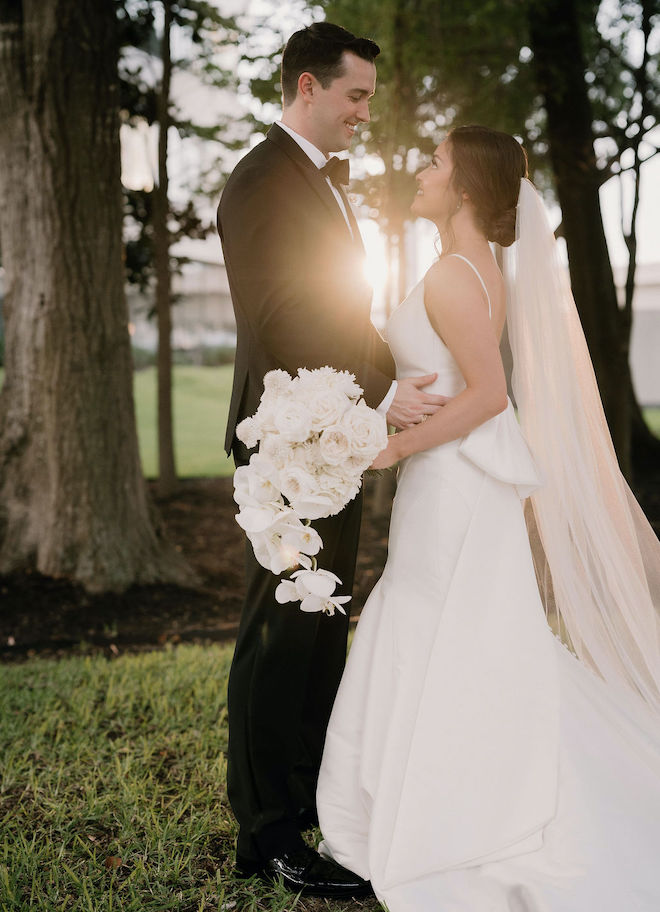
308, 51, 376, 155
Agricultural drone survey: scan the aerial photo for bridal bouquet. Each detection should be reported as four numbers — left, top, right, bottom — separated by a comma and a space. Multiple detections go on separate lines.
233, 367, 387, 614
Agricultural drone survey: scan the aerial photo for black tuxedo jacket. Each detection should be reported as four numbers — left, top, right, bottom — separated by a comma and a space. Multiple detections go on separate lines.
218, 123, 395, 461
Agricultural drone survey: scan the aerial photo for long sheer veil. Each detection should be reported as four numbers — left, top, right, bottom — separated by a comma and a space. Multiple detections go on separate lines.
505, 178, 660, 712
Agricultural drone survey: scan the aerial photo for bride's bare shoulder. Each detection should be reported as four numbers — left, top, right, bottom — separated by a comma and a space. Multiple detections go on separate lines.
423, 257, 486, 315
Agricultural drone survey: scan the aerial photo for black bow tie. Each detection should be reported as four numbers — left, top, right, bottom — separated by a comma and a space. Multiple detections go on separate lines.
320, 156, 350, 187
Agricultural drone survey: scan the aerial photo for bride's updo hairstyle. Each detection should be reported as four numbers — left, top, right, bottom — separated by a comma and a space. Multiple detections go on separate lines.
447, 125, 528, 247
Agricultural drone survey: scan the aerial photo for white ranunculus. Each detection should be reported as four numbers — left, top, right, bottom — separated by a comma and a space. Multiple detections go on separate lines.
297, 366, 362, 400
335, 372, 363, 400
342, 400, 388, 461
254, 401, 277, 435
263, 369, 292, 395
273, 399, 313, 443
319, 425, 352, 466
236, 416, 261, 449
258, 434, 288, 470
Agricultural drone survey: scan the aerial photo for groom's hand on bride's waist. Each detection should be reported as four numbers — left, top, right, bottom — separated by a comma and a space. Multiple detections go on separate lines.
386, 374, 450, 429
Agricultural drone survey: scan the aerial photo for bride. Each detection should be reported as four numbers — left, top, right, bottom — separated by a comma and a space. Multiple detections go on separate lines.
316, 125, 660, 911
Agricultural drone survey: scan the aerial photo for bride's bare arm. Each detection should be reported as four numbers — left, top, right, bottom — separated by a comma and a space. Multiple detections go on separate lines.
372, 258, 507, 469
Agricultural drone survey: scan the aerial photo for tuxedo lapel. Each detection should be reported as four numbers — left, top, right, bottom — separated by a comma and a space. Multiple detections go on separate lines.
267, 124, 359, 244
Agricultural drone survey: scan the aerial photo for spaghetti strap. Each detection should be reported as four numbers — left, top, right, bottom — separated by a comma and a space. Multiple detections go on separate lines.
449, 253, 492, 319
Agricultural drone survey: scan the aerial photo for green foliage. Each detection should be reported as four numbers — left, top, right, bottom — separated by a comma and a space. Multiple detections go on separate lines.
123, 188, 213, 292
118, 0, 246, 290
0, 645, 381, 911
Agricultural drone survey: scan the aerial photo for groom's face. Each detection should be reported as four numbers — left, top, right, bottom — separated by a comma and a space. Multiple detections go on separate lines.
308, 52, 376, 155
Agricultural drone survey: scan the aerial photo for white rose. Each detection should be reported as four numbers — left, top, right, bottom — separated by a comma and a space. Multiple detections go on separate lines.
273, 399, 313, 443
319, 425, 352, 466
342, 400, 388, 461
308, 388, 350, 431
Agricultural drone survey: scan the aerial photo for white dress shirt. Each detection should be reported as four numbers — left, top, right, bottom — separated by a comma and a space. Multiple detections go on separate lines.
276, 121, 397, 417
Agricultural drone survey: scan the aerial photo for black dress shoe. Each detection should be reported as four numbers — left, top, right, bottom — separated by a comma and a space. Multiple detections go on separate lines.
236, 845, 373, 899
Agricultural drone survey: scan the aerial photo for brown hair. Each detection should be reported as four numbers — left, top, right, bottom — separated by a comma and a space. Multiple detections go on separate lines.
281, 23, 380, 107
447, 125, 528, 247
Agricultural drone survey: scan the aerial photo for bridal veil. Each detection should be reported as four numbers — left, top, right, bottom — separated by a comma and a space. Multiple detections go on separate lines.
506, 178, 660, 712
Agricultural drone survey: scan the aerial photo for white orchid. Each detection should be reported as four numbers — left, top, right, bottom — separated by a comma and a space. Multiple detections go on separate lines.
232, 366, 386, 613
275, 568, 350, 616
233, 457, 280, 507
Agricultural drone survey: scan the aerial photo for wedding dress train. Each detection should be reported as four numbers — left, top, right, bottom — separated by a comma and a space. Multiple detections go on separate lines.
316, 265, 660, 912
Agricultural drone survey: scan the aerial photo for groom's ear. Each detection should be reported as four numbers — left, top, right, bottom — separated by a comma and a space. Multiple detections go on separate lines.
298, 72, 317, 102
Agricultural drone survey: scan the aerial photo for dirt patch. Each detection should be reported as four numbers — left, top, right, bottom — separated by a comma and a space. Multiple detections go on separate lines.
1, 469, 657, 662
0, 476, 392, 661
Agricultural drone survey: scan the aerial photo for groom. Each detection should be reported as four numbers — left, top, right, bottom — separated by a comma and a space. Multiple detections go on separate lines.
218, 21, 444, 897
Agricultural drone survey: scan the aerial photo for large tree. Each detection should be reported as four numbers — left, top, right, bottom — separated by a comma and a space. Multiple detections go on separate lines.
0, 0, 194, 592
119, 0, 242, 496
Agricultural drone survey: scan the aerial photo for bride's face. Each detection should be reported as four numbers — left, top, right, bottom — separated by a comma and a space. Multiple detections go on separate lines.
411, 140, 459, 223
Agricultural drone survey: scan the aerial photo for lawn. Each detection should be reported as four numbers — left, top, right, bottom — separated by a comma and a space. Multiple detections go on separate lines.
0, 645, 380, 912
134, 365, 235, 478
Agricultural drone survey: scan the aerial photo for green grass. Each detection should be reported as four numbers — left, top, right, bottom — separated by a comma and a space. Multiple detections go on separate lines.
0, 645, 381, 912
134, 365, 235, 478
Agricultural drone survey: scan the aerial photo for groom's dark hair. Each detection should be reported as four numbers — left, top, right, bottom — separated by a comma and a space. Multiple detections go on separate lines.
281, 22, 380, 107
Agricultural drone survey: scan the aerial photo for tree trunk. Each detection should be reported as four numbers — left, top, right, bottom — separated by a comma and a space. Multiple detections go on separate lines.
154, 0, 177, 497
527, 0, 633, 477
0, 0, 195, 592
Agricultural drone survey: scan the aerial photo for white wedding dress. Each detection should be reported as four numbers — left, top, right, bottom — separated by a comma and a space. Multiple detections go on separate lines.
316, 259, 660, 912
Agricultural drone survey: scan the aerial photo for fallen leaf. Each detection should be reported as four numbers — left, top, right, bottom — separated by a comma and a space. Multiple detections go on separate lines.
105, 856, 122, 869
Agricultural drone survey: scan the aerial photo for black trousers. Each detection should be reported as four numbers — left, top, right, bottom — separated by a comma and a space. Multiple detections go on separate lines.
226, 491, 363, 863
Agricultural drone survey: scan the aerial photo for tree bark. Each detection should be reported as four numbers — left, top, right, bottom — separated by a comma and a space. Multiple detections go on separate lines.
154, 0, 177, 497
527, 0, 633, 477
0, 0, 195, 592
